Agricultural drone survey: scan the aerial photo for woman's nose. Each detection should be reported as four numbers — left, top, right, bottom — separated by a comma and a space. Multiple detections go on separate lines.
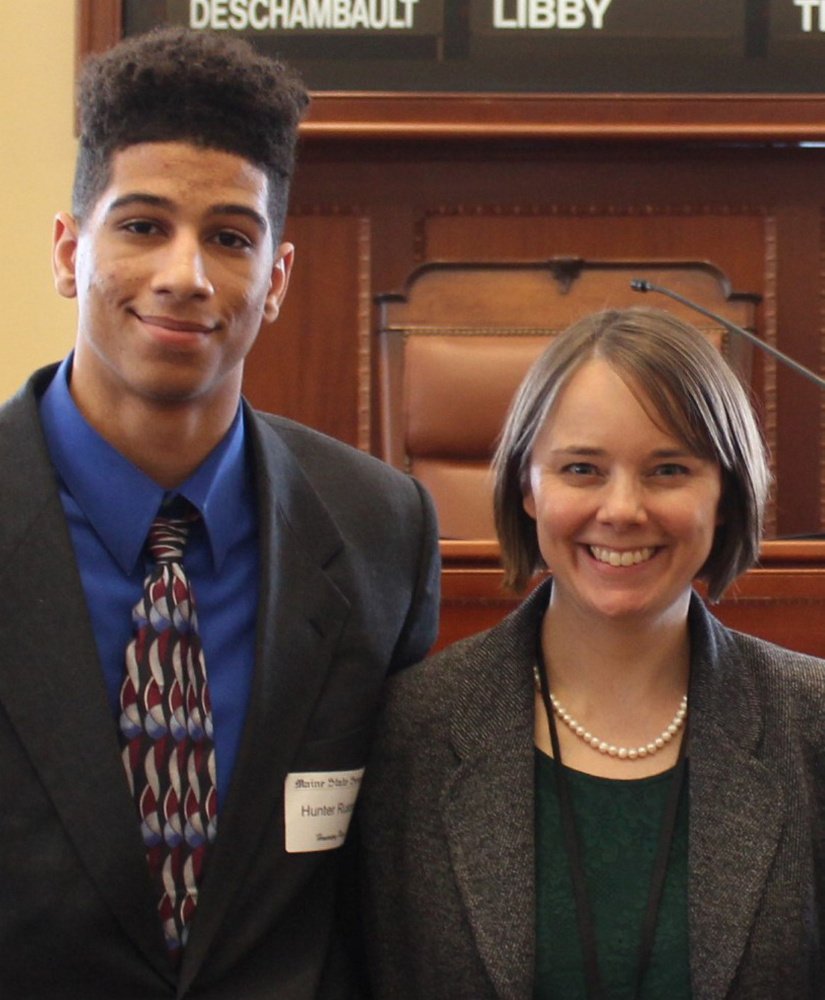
596, 474, 647, 525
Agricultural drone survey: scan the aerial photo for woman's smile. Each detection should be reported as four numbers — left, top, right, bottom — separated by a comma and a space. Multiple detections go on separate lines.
587, 544, 658, 567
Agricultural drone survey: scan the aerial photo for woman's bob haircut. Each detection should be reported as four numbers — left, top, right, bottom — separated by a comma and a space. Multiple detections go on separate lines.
492, 307, 770, 600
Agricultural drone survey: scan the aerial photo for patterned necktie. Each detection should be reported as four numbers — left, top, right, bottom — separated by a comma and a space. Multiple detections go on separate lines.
119, 502, 218, 962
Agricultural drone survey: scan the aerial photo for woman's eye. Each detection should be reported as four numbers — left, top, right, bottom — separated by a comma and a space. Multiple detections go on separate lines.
563, 462, 599, 476
654, 463, 690, 477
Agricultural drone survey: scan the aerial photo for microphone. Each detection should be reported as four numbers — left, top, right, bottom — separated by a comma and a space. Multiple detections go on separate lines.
630, 279, 825, 392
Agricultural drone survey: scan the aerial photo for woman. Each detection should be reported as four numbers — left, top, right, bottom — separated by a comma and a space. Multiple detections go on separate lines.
359, 308, 825, 999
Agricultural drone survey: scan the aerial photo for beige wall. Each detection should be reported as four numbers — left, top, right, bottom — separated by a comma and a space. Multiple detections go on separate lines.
0, 1, 77, 402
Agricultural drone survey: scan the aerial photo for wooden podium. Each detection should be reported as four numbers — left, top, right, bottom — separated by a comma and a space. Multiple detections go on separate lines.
438, 540, 825, 659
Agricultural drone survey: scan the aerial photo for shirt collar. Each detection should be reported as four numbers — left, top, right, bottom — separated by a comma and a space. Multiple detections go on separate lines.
39, 355, 251, 575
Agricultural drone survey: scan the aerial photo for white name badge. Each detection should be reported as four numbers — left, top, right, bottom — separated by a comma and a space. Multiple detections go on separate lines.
284, 768, 365, 853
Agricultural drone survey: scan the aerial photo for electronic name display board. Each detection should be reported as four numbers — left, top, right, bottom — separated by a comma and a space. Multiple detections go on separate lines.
121, 0, 825, 93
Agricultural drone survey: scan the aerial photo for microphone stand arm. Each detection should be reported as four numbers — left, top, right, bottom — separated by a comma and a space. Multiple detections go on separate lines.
630, 279, 825, 393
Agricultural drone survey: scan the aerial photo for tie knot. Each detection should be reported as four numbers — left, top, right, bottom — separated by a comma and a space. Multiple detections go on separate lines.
147, 502, 199, 564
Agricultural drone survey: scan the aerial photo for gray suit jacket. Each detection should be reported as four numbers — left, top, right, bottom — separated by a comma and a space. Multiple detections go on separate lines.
0, 365, 440, 1000
360, 579, 825, 1000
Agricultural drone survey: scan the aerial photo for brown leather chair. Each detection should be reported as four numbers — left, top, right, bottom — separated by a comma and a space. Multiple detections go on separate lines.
375, 258, 760, 540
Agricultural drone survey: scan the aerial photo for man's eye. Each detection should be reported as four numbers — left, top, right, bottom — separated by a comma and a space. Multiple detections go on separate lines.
214, 231, 252, 250
122, 220, 161, 236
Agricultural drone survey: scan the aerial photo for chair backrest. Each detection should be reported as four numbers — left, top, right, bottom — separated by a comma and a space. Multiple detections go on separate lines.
375, 257, 760, 540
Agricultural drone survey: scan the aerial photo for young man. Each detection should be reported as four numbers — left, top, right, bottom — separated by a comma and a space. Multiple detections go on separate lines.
0, 27, 440, 999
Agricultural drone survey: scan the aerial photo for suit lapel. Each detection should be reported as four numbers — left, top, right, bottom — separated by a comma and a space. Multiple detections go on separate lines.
0, 374, 172, 982
440, 587, 549, 1000
443, 745, 535, 1000
179, 410, 350, 991
686, 598, 786, 1000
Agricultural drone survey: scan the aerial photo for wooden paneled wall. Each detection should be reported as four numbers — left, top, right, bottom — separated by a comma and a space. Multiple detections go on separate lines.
242, 138, 825, 539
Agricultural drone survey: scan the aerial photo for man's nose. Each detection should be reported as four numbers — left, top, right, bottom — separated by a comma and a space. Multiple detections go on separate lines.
151, 234, 214, 298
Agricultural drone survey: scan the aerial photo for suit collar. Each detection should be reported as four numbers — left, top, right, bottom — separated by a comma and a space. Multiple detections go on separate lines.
448, 581, 546, 761
39, 356, 253, 575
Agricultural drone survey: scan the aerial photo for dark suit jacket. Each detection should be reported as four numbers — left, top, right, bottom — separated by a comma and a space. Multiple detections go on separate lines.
0, 365, 440, 999
360, 579, 825, 1000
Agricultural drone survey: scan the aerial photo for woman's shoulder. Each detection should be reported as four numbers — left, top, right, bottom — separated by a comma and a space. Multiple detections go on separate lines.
381, 628, 502, 725
365, 634, 483, 766
711, 622, 825, 748
724, 625, 825, 686
377, 589, 544, 748
695, 595, 825, 687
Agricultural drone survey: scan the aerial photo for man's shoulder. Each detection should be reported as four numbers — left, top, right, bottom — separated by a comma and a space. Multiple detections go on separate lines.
0, 366, 57, 465
0, 367, 65, 551
250, 409, 418, 493
252, 409, 376, 463
0, 365, 56, 420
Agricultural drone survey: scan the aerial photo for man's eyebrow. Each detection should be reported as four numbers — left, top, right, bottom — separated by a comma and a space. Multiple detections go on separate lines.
107, 193, 174, 214
210, 204, 269, 233
106, 194, 268, 233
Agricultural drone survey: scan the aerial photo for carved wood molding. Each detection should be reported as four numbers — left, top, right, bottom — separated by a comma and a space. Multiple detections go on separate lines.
288, 205, 372, 452
819, 208, 825, 531
419, 201, 770, 223
304, 93, 825, 143
762, 214, 778, 538
414, 202, 772, 260
355, 216, 372, 452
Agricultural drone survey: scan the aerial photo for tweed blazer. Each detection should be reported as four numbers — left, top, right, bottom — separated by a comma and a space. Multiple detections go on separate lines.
0, 365, 441, 1000
360, 579, 825, 1000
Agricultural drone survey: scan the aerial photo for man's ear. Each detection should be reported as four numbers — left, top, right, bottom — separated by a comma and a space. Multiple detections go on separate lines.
53, 212, 80, 299
263, 242, 294, 324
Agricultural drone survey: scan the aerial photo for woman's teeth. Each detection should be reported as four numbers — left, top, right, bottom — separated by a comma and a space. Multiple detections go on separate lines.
589, 546, 655, 567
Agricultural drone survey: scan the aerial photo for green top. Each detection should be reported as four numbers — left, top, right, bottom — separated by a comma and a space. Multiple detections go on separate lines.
534, 749, 691, 999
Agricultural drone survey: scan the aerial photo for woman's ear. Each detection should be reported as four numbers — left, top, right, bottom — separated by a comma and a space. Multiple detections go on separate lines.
522, 486, 537, 520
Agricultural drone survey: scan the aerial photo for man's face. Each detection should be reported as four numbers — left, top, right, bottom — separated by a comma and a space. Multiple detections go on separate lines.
53, 141, 292, 423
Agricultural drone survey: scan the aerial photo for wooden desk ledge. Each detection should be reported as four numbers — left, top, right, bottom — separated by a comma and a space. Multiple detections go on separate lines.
437, 539, 825, 658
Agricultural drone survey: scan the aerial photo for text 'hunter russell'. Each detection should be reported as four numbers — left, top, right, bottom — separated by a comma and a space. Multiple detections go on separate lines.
301, 803, 356, 816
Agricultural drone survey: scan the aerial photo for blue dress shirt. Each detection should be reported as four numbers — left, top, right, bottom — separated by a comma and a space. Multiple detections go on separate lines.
39, 356, 259, 809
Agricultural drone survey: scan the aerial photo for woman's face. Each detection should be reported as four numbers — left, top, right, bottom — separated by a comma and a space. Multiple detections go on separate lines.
522, 358, 723, 628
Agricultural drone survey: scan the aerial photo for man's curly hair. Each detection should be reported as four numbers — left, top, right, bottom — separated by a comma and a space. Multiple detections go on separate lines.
73, 26, 310, 240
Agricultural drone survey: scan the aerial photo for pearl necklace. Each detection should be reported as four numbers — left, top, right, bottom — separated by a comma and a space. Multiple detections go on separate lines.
532, 664, 688, 760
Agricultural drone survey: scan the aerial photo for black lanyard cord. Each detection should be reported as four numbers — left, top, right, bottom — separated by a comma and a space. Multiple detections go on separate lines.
534, 631, 688, 1000
631, 719, 688, 996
